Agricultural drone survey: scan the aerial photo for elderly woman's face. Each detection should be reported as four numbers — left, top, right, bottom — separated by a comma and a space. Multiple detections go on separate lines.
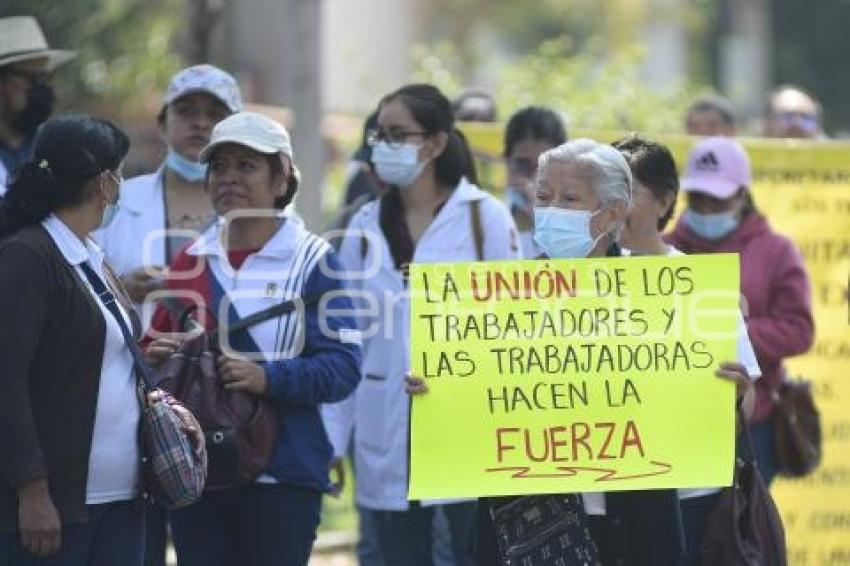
535, 161, 598, 211
535, 160, 627, 255
206, 143, 285, 216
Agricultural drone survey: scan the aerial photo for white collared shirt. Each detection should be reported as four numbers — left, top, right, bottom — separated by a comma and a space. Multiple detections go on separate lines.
42, 215, 140, 504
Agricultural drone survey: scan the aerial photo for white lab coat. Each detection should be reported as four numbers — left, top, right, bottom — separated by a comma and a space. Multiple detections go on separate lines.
321, 178, 521, 511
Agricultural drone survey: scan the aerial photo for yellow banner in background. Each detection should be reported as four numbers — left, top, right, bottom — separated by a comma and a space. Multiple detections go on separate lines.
408, 254, 739, 500
461, 124, 850, 564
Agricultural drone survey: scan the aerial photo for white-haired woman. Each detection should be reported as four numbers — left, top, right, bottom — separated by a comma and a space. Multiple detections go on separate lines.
409, 140, 690, 565
410, 139, 685, 564
506, 139, 688, 564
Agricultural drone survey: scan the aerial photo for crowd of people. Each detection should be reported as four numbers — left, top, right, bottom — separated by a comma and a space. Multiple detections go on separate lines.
0, 14, 817, 566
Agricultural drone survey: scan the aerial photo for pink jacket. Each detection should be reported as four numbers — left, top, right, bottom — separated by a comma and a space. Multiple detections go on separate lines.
665, 213, 815, 423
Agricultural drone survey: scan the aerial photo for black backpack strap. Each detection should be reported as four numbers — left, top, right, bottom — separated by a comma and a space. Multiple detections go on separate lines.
79, 262, 157, 391
470, 199, 485, 261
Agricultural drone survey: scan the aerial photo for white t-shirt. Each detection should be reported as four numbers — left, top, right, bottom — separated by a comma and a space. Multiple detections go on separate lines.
42, 215, 141, 504
582, 245, 762, 514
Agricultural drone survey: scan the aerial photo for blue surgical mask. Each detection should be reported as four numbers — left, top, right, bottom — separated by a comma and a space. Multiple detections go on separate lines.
99, 201, 120, 230
372, 141, 426, 188
533, 207, 604, 258
166, 149, 207, 182
683, 210, 739, 240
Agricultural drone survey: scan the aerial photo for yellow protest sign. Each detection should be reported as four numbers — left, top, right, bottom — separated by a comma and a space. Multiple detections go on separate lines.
408, 254, 739, 500
459, 123, 850, 563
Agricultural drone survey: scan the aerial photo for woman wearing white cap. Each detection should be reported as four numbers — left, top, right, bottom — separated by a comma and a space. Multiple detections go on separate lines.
142, 112, 362, 566
94, 63, 243, 566
666, 136, 815, 486
96, 64, 243, 314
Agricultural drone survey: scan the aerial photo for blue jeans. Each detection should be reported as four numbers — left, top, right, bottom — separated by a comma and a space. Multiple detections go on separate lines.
169, 483, 322, 566
357, 505, 384, 566
3, 500, 144, 566
366, 502, 477, 566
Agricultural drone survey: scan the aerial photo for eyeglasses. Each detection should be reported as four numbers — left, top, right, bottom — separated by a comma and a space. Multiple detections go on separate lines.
366, 128, 428, 149
774, 111, 818, 133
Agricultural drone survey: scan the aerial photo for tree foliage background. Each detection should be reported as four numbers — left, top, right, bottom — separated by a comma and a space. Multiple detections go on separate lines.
3, 0, 182, 118
4, 0, 849, 134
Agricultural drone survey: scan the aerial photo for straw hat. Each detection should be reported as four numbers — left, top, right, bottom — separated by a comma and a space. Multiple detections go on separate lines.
0, 16, 75, 71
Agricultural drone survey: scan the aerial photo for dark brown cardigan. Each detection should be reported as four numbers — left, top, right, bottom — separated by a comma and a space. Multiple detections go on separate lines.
0, 224, 139, 533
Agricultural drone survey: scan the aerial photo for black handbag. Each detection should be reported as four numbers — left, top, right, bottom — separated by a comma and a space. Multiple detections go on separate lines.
699, 411, 787, 566
488, 494, 601, 566
773, 377, 822, 478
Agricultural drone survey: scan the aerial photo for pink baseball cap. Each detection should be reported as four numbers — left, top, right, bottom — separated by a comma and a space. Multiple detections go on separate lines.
681, 136, 751, 199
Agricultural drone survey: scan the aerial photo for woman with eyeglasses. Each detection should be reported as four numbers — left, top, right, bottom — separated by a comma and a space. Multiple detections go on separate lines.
322, 83, 520, 566
0, 115, 148, 565
502, 106, 567, 258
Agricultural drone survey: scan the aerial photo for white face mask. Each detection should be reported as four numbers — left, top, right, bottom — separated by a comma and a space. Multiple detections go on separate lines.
372, 141, 426, 188
533, 207, 605, 258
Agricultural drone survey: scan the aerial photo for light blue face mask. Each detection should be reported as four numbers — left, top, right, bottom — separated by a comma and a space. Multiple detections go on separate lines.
99, 201, 120, 230
371, 141, 426, 188
97, 171, 121, 230
683, 210, 739, 240
533, 207, 604, 258
166, 148, 208, 182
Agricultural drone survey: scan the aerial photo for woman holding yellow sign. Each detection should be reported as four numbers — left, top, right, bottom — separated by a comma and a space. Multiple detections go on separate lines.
410, 139, 684, 565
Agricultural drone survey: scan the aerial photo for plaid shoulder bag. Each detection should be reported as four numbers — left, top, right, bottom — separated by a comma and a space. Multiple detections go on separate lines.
79, 262, 207, 509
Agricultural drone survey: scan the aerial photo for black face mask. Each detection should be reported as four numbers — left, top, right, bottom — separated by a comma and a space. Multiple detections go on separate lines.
12, 82, 55, 136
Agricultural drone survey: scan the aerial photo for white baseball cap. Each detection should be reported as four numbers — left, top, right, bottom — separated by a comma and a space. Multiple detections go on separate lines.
163, 64, 243, 113
200, 112, 294, 163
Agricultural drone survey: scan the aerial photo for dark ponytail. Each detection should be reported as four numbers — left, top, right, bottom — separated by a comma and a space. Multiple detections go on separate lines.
381, 83, 474, 188
0, 114, 130, 238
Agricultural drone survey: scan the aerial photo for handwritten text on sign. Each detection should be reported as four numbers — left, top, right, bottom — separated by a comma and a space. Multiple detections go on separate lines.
408, 254, 740, 499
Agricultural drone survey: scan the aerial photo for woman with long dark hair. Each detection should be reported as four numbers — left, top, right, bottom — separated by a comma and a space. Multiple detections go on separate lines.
322, 84, 520, 566
0, 114, 148, 565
